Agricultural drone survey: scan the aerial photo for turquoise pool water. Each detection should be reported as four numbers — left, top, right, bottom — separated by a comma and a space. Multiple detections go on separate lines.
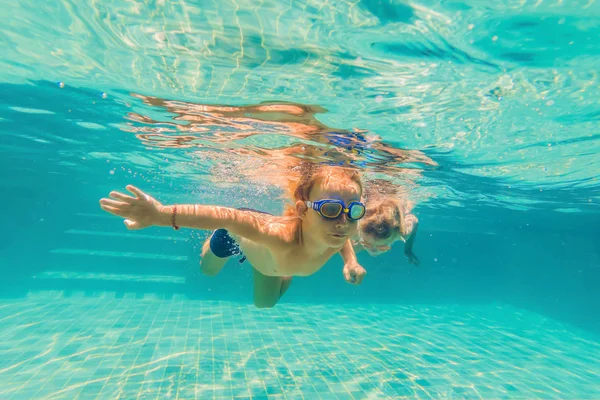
1, 0, 600, 399
1, 298, 599, 399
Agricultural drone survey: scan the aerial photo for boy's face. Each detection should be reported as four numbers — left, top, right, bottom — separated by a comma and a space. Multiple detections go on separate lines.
305, 176, 362, 248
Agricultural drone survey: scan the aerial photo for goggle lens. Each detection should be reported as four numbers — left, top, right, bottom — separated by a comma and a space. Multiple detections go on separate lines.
320, 202, 343, 218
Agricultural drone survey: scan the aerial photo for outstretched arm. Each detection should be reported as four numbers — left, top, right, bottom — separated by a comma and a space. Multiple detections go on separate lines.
403, 215, 420, 266
339, 241, 367, 284
100, 185, 280, 246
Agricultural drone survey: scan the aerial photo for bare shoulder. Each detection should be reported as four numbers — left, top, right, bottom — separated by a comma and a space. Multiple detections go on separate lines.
237, 211, 299, 246
405, 213, 418, 224
402, 213, 418, 236
267, 215, 301, 245
398, 198, 415, 214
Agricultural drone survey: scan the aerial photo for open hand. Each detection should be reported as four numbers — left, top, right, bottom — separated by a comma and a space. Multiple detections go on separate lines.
405, 251, 420, 266
343, 261, 367, 285
99, 185, 163, 230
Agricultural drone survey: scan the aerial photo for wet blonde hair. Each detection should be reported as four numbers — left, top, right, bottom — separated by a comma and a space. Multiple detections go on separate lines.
284, 163, 363, 216
360, 198, 407, 241
280, 164, 362, 243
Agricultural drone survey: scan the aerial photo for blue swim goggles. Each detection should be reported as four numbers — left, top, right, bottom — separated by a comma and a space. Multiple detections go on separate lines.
305, 199, 366, 221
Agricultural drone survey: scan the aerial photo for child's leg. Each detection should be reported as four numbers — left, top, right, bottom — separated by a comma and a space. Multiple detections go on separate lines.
279, 276, 292, 297
200, 229, 238, 276
252, 268, 293, 308
200, 237, 227, 276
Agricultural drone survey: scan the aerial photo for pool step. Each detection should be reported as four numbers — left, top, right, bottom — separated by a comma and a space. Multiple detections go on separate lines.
64, 229, 186, 242
50, 248, 188, 261
45, 245, 196, 275
40, 210, 202, 290
33, 270, 186, 284
60, 226, 195, 253
28, 270, 187, 296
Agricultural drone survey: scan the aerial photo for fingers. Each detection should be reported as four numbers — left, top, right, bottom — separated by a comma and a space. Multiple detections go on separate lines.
100, 198, 129, 208
343, 270, 356, 285
126, 185, 146, 199
355, 272, 364, 285
344, 269, 364, 285
99, 201, 142, 229
109, 191, 136, 203
406, 254, 420, 266
343, 269, 351, 283
124, 219, 140, 230
100, 204, 129, 218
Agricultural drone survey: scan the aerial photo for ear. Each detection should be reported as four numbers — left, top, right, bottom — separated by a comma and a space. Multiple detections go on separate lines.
295, 200, 308, 219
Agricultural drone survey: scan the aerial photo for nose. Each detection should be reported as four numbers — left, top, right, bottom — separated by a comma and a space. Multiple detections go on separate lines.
335, 213, 348, 227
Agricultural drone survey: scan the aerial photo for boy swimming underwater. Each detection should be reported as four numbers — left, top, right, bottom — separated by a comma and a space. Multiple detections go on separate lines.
100, 165, 368, 307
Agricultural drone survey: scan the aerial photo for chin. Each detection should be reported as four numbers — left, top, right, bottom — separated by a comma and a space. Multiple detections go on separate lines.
326, 235, 347, 247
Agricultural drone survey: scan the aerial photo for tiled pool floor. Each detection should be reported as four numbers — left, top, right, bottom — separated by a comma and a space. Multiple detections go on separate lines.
1, 292, 599, 399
